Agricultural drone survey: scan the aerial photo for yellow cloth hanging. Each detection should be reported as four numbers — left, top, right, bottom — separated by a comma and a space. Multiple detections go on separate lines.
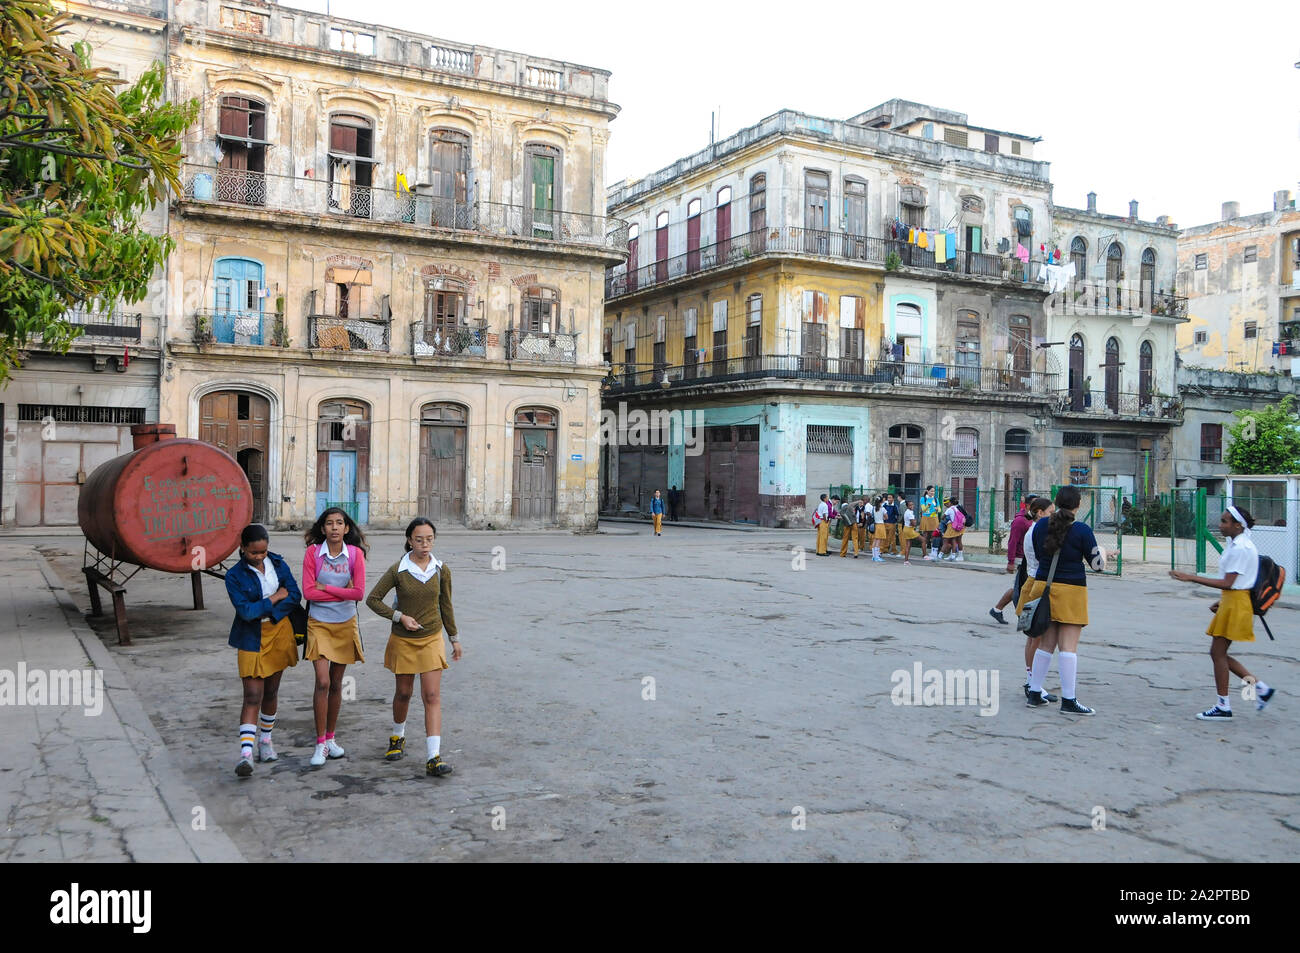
933, 231, 946, 261
919, 230, 930, 250
908, 228, 916, 244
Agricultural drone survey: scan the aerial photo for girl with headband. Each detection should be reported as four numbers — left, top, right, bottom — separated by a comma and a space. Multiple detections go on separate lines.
1170, 505, 1276, 719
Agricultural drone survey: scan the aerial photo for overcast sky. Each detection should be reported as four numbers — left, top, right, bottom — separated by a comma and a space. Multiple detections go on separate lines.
295, 0, 1299, 227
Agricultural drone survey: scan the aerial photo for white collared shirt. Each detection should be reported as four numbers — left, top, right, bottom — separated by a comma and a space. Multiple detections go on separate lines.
398, 551, 442, 584
1219, 531, 1259, 590
318, 539, 349, 564
252, 557, 279, 598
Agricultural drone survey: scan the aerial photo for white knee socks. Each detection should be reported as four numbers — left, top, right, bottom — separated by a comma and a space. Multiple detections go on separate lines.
1059, 651, 1078, 700
1028, 649, 1052, 694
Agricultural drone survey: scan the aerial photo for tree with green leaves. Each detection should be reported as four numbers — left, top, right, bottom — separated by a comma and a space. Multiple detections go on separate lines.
0, 0, 196, 383
1225, 395, 1300, 474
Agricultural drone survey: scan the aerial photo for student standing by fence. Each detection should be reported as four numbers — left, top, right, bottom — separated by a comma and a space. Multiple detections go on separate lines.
813, 494, 831, 557
1012, 496, 1058, 701
1170, 506, 1277, 720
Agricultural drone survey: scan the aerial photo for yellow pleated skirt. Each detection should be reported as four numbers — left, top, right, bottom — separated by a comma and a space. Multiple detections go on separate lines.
919, 515, 940, 532
943, 526, 965, 538
873, 523, 889, 540
1018, 579, 1089, 626
237, 617, 299, 679
901, 526, 920, 540
384, 632, 448, 675
306, 617, 365, 664
1207, 589, 1254, 642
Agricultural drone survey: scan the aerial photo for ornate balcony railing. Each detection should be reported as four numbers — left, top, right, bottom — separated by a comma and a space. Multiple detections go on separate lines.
63, 307, 143, 341
309, 315, 391, 352
1052, 389, 1182, 419
181, 165, 628, 252
605, 354, 1058, 396
1054, 280, 1188, 319
410, 321, 488, 358
606, 225, 1045, 298
506, 329, 578, 364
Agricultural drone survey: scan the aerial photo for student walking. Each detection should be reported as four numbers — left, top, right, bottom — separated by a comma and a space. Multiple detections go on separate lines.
1022, 485, 1106, 715
1170, 506, 1277, 720
302, 507, 368, 768
991, 494, 1037, 623
813, 493, 831, 557
650, 489, 665, 536
224, 524, 301, 778
365, 518, 463, 777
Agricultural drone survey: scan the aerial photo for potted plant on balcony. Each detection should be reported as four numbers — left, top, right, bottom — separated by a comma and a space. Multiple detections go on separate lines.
193, 314, 213, 344
885, 251, 902, 272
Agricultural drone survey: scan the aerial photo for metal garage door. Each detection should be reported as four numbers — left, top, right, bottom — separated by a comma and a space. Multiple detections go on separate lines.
805, 424, 853, 514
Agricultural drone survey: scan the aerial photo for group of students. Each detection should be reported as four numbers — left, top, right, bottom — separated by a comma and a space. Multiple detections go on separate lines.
987, 487, 1276, 719
813, 486, 971, 564
224, 508, 462, 779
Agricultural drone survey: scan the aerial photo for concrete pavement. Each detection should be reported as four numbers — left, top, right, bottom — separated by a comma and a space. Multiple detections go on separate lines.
0, 542, 243, 862
10, 525, 1296, 862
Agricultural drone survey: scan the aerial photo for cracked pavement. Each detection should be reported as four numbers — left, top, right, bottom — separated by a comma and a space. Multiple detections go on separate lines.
12, 526, 1300, 862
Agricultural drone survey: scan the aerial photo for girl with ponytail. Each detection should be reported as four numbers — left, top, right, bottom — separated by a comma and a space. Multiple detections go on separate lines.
1021, 485, 1107, 715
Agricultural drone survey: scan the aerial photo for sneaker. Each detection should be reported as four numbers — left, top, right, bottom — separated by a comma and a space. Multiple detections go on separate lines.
385, 735, 406, 761
426, 755, 453, 777
1256, 687, 1276, 712
904, 560, 911, 566
326, 738, 346, 759
257, 739, 277, 763
1021, 683, 1058, 703
1060, 697, 1096, 715
923, 554, 933, 561
872, 556, 884, 563
310, 742, 328, 767
989, 608, 1006, 624
1025, 690, 1050, 708
235, 752, 254, 777
1196, 705, 1233, 720
954, 554, 965, 562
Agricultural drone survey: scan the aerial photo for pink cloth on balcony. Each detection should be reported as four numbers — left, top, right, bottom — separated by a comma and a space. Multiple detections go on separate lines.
1015, 243, 1030, 263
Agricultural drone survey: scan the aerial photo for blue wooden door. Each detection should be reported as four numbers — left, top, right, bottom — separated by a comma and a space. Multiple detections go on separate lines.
213, 258, 264, 344
326, 450, 357, 520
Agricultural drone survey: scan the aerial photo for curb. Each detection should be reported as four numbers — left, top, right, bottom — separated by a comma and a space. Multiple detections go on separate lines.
35, 553, 245, 863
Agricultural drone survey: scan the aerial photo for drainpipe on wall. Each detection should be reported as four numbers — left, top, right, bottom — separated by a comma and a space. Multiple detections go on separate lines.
157, 0, 174, 427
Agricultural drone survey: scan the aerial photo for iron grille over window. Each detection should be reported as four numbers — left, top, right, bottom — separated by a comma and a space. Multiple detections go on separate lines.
19, 404, 145, 424
806, 425, 853, 455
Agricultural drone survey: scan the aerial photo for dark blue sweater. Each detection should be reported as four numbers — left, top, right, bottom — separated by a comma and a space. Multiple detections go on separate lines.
1031, 518, 1100, 585
225, 552, 302, 651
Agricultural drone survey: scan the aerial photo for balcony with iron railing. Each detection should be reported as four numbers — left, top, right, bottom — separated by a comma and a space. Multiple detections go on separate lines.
410, 321, 489, 358
1052, 280, 1188, 320
180, 165, 628, 252
192, 310, 278, 347
1051, 389, 1182, 420
308, 315, 392, 352
505, 328, 579, 364
604, 354, 1058, 398
64, 307, 144, 341
605, 225, 1046, 299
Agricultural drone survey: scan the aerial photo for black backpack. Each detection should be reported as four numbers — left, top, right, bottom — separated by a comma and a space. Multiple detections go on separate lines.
1251, 555, 1285, 641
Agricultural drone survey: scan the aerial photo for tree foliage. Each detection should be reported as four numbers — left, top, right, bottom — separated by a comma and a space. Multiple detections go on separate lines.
1225, 395, 1300, 474
0, 0, 196, 382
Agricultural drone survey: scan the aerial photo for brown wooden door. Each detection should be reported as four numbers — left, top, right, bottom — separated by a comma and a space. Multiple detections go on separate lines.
200, 391, 269, 523
512, 414, 556, 522
686, 214, 701, 273
655, 225, 668, 283
1069, 337, 1086, 410
419, 424, 466, 524
626, 236, 638, 292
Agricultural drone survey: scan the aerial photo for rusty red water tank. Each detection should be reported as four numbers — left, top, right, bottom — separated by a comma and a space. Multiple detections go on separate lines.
78, 424, 254, 573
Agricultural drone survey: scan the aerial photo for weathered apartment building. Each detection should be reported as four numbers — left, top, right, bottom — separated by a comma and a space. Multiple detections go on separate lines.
3, 0, 627, 531
1, 0, 168, 528
1176, 192, 1300, 374
600, 99, 1186, 526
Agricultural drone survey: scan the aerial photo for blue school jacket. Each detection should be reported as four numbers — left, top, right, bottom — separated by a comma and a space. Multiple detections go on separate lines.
225, 552, 302, 651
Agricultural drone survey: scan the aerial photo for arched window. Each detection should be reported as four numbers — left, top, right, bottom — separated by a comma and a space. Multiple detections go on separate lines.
1140, 247, 1156, 309
1139, 340, 1154, 409
1105, 336, 1121, 412
1069, 333, 1086, 410
893, 301, 923, 362
716, 186, 732, 257
213, 256, 265, 344
420, 276, 469, 353
1106, 241, 1125, 284
1005, 428, 1030, 453
1070, 237, 1087, 285
686, 200, 702, 273
887, 424, 924, 497
328, 113, 375, 217
626, 224, 639, 292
